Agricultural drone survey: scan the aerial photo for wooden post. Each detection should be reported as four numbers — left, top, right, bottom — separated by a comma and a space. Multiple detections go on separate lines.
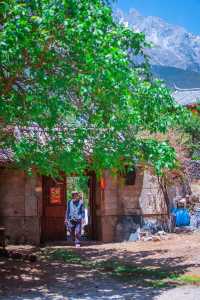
0, 227, 6, 250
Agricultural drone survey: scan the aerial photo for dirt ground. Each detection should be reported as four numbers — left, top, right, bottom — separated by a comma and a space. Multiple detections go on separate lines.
1, 232, 200, 300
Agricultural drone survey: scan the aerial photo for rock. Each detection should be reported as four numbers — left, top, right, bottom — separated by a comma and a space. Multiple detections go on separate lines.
190, 194, 199, 202
161, 235, 169, 240
175, 226, 194, 234
140, 231, 149, 237
128, 228, 141, 242
157, 230, 167, 236
142, 236, 153, 242
152, 235, 161, 242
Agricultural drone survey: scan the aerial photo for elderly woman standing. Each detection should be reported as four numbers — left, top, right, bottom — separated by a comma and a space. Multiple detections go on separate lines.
65, 191, 85, 247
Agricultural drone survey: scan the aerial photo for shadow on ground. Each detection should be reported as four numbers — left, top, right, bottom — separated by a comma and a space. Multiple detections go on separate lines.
0, 241, 200, 300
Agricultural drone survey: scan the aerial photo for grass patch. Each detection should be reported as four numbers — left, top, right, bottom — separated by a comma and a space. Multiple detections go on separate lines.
41, 248, 82, 264
147, 274, 200, 288
170, 274, 200, 284
94, 260, 175, 288
94, 260, 200, 288
95, 260, 170, 280
146, 279, 169, 288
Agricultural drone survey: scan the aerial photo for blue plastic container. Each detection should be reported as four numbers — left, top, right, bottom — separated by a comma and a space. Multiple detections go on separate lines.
171, 208, 190, 227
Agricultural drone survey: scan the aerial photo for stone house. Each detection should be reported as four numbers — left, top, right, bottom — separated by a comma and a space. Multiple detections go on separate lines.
0, 154, 167, 244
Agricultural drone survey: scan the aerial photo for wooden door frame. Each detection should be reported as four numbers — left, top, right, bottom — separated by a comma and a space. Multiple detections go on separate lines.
41, 175, 66, 243
41, 172, 97, 242
88, 172, 97, 240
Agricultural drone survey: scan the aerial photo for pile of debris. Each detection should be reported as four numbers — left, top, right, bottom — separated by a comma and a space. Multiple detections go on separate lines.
128, 222, 170, 242
130, 193, 200, 243
140, 229, 168, 242
169, 194, 200, 233
187, 194, 200, 213
189, 195, 200, 229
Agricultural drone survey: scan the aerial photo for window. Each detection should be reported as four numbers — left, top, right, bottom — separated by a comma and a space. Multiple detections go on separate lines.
125, 168, 136, 186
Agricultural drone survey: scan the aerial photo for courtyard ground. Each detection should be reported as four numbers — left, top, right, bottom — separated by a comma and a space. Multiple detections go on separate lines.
1, 232, 200, 300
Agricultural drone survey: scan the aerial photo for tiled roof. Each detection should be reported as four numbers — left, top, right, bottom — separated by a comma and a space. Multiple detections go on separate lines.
173, 88, 200, 106
0, 149, 13, 165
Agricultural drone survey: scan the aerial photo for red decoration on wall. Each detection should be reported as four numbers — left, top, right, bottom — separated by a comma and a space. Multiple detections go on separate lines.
50, 187, 61, 204
100, 177, 106, 190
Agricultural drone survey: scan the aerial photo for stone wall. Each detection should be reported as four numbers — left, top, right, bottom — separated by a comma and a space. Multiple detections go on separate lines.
99, 169, 167, 242
139, 171, 167, 223
191, 179, 200, 196
0, 168, 42, 244
0, 167, 168, 244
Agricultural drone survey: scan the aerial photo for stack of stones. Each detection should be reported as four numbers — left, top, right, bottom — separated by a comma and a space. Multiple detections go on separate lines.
188, 195, 200, 229
136, 220, 170, 242
187, 194, 200, 213
140, 229, 168, 242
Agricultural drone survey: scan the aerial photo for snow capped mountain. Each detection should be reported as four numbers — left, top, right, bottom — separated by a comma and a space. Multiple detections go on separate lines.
116, 9, 200, 73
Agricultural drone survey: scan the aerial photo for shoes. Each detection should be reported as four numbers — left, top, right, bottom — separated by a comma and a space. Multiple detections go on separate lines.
75, 243, 81, 248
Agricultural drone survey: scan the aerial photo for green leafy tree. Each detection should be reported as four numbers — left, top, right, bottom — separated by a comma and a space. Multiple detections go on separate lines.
0, 0, 184, 176
181, 108, 200, 160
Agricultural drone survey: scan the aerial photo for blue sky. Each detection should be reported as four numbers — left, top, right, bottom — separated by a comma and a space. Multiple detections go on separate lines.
115, 0, 200, 35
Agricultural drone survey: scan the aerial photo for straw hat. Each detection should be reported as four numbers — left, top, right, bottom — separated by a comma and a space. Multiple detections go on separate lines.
72, 191, 79, 195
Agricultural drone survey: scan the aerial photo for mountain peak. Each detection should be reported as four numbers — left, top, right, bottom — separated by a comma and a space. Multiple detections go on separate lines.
128, 9, 141, 17
117, 9, 200, 73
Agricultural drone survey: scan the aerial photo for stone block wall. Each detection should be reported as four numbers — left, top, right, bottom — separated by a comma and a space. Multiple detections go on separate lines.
0, 167, 168, 244
191, 179, 200, 195
0, 168, 42, 244
94, 180, 103, 240
139, 171, 167, 216
99, 169, 167, 242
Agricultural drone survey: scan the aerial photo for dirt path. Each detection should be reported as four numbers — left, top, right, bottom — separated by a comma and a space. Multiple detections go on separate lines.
1, 232, 200, 299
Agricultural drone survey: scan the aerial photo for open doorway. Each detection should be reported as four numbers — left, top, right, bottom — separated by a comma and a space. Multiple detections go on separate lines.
66, 174, 97, 241
41, 173, 97, 243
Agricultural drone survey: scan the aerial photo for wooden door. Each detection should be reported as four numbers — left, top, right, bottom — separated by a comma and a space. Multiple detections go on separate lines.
89, 173, 98, 240
41, 176, 66, 242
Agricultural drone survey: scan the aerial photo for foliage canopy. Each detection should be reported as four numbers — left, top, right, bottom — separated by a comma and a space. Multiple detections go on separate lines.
181, 108, 200, 160
0, 0, 184, 176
